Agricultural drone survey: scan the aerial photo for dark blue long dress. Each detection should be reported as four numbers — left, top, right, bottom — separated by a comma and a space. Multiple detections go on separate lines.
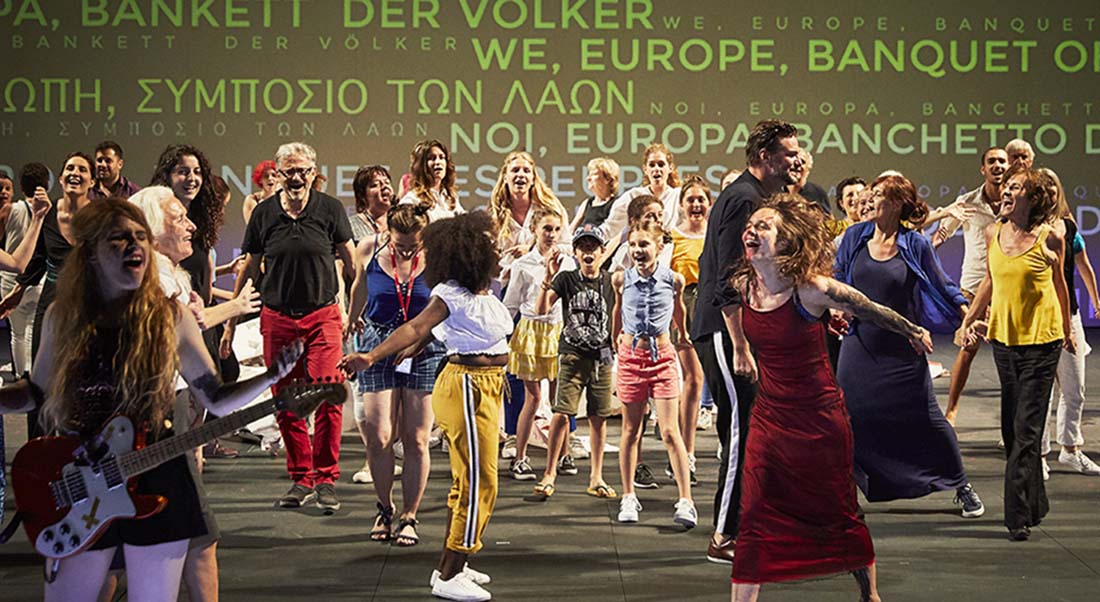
836, 246, 967, 501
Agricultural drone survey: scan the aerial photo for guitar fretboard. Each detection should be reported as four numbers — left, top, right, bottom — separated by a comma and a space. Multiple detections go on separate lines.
117, 398, 277, 477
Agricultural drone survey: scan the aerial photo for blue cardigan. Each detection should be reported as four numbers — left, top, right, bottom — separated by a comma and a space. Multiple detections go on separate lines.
834, 222, 968, 334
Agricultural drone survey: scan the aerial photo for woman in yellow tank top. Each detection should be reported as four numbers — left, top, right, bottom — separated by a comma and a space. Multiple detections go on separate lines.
962, 166, 1075, 542
669, 176, 710, 482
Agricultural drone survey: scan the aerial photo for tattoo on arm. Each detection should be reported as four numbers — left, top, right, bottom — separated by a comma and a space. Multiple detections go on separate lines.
193, 373, 222, 404
823, 280, 920, 337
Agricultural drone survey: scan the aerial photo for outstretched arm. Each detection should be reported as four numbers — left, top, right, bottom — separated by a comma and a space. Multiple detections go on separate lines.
802, 275, 932, 353
340, 297, 450, 372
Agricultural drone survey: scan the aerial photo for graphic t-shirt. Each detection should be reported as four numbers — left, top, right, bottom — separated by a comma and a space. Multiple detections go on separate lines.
551, 269, 614, 360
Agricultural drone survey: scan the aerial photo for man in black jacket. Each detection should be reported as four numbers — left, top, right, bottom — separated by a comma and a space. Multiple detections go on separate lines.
693, 120, 803, 563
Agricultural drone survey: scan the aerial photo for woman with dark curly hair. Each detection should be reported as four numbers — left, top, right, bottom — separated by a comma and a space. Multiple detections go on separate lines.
962, 166, 1073, 541
341, 212, 510, 602
834, 175, 984, 517
398, 139, 462, 222
730, 193, 931, 602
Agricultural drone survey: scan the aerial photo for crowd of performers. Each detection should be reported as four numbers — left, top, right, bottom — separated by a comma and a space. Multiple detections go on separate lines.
0, 119, 1095, 601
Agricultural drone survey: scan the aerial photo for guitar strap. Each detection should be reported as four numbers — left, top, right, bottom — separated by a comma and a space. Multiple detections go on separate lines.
0, 510, 23, 544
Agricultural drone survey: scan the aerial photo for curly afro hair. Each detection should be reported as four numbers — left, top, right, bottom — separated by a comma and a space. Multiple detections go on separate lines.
421, 212, 499, 293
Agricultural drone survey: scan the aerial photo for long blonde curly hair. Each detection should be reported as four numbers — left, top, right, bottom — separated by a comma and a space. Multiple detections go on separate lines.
488, 151, 565, 249
40, 198, 180, 435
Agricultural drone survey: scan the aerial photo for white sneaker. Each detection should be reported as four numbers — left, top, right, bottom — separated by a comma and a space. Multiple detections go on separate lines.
569, 436, 590, 460
1041, 457, 1050, 481
394, 439, 405, 460
500, 436, 516, 459
431, 564, 491, 587
696, 408, 713, 431
673, 498, 698, 529
618, 493, 642, 523
352, 462, 373, 484
431, 571, 491, 602
1059, 449, 1100, 476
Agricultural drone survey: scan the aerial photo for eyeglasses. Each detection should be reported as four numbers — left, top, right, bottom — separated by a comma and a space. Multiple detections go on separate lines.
279, 166, 315, 179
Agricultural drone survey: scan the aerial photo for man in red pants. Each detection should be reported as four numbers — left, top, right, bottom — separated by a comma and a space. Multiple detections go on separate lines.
225, 141, 355, 512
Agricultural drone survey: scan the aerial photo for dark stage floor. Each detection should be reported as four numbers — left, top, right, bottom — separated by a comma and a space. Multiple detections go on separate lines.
3, 333, 1100, 601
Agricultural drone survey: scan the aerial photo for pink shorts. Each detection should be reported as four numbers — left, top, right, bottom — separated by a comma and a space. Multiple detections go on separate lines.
616, 340, 680, 404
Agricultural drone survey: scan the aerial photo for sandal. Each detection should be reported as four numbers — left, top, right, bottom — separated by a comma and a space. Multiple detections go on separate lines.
586, 484, 618, 499
533, 482, 555, 498
371, 503, 394, 541
393, 517, 420, 547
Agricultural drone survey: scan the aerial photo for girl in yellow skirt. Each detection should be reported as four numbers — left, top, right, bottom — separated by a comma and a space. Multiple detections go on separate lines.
502, 207, 575, 481
341, 212, 511, 602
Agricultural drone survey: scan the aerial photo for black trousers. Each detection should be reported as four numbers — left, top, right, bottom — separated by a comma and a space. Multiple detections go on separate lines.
991, 340, 1061, 530
694, 330, 756, 537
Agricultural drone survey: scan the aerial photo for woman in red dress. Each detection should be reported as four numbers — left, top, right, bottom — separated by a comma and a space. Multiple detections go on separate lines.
730, 194, 933, 602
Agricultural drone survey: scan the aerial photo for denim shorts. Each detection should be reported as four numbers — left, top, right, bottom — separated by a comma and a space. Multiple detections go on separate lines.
354, 319, 445, 392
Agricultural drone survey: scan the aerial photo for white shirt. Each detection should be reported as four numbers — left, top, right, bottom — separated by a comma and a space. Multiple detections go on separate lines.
937, 185, 999, 292
157, 253, 193, 301
398, 189, 465, 223
430, 281, 513, 355
597, 185, 681, 243
1, 200, 33, 295
502, 245, 576, 322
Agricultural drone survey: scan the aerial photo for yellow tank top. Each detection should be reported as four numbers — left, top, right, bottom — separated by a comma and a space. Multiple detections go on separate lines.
987, 222, 1063, 346
670, 227, 705, 286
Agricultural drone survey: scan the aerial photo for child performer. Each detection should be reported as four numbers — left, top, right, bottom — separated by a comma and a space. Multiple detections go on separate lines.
533, 224, 617, 499
668, 176, 711, 484
340, 212, 510, 602
612, 220, 697, 528
502, 208, 575, 480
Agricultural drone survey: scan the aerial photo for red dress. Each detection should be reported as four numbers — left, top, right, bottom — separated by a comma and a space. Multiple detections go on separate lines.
732, 294, 874, 583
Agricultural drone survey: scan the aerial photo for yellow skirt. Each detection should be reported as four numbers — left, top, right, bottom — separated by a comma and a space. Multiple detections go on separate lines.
507, 318, 561, 381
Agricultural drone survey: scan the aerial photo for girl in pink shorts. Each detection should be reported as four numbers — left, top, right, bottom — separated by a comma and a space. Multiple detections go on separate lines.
611, 220, 697, 528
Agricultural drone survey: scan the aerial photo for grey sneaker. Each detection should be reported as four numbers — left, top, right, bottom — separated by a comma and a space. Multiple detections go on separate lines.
511, 456, 536, 481
277, 483, 316, 508
557, 455, 579, 476
954, 483, 984, 518
314, 482, 341, 513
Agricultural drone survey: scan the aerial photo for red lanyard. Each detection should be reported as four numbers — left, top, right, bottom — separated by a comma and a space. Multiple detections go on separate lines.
390, 246, 419, 322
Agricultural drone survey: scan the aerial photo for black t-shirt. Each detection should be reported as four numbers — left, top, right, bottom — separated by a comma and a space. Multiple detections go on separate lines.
692, 171, 766, 341
581, 196, 614, 228
242, 189, 352, 313
551, 269, 613, 359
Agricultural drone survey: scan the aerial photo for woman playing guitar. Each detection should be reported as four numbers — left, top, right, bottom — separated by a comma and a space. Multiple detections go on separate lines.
0, 198, 303, 601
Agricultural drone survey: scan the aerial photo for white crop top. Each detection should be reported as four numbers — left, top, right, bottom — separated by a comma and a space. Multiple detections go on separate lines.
431, 281, 513, 355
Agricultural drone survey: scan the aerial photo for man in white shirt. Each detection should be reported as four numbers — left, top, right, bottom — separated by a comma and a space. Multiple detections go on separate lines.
932, 147, 1009, 425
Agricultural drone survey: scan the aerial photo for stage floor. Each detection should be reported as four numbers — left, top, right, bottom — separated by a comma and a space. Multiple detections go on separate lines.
4, 333, 1100, 601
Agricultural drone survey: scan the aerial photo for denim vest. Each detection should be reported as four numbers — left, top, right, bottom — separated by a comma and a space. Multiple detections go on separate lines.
622, 265, 676, 358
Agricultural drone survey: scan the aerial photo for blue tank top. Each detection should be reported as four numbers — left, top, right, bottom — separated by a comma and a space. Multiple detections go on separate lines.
364, 248, 432, 326
621, 265, 676, 341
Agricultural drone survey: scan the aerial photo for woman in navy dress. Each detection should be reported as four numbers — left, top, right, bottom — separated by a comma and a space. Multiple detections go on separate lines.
835, 175, 984, 515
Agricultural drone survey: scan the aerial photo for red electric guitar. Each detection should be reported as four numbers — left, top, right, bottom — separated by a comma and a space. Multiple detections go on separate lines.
10, 379, 346, 559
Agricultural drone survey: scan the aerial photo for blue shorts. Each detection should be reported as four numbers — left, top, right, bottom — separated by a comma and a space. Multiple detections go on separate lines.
355, 319, 445, 392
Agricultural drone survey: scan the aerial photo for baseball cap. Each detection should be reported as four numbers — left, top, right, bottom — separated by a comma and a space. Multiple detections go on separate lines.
572, 223, 606, 246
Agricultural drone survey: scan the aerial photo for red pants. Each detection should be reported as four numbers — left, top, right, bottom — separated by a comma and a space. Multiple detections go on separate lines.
261, 304, 344, 487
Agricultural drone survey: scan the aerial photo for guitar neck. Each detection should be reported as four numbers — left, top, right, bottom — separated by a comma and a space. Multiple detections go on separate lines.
118, 397, 277, 478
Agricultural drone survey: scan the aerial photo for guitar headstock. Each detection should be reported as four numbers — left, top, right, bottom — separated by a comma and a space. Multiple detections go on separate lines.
276, 378, 348, 419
